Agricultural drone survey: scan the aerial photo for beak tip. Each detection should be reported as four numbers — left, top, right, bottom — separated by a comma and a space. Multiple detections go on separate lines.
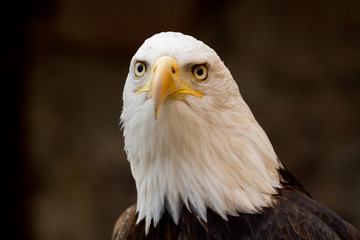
154, 107, 159, 120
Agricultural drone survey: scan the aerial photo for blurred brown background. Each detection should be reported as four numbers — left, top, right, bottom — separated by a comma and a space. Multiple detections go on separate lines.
4, 0, 360, 239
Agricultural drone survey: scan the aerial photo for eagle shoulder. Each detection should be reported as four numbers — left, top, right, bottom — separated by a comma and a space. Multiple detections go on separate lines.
112, 204, 137, 240
260, 188, 357, 240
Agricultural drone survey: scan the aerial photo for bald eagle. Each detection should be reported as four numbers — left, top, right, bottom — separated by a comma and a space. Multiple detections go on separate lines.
113, 32, 359, 240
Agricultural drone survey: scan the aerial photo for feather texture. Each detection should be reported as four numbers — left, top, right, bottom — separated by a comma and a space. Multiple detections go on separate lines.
112, 169, 360, 240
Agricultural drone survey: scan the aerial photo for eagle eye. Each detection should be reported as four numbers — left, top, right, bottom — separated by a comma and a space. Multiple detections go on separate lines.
134, 61, 146, 77
192, 64, 208, 81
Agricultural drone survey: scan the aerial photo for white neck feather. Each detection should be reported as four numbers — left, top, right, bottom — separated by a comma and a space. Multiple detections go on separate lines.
121, 94, 281, 234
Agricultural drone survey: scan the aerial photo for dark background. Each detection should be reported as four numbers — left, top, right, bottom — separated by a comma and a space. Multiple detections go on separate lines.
5, 0, 359, 239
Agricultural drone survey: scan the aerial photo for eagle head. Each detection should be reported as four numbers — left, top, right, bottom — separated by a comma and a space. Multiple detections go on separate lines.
121, 32, 281, 234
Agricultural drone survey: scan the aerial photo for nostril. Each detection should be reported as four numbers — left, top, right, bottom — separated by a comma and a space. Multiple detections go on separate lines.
171, 66, 176, 74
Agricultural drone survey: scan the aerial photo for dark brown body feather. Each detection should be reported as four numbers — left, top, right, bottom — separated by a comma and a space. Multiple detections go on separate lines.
113, 169, 359, 240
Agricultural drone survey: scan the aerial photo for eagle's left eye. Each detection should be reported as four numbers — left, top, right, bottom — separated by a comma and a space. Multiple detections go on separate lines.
192, 64, 208, 81
134, 61, 146, 77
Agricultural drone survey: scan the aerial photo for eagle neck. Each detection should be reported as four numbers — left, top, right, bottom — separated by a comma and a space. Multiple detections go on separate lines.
122, 99, 281, 234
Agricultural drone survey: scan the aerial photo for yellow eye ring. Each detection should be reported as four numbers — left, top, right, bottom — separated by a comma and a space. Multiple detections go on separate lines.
134, 61, 146, 77
192, 64, 208, 81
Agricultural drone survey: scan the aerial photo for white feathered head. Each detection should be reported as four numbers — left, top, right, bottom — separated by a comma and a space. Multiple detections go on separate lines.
121, 32, 280, 234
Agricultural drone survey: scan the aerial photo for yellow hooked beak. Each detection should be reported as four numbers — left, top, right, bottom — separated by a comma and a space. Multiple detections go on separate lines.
136, 56, 203, 119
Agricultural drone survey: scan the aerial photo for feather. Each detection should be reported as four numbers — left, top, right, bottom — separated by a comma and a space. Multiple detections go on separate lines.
113, 183, 359, 239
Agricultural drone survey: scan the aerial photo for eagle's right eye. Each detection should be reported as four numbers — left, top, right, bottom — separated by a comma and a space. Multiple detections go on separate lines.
134, 61, 146, 77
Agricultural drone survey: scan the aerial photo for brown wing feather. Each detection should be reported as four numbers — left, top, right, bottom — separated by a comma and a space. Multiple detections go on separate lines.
112, 204, 137, 240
